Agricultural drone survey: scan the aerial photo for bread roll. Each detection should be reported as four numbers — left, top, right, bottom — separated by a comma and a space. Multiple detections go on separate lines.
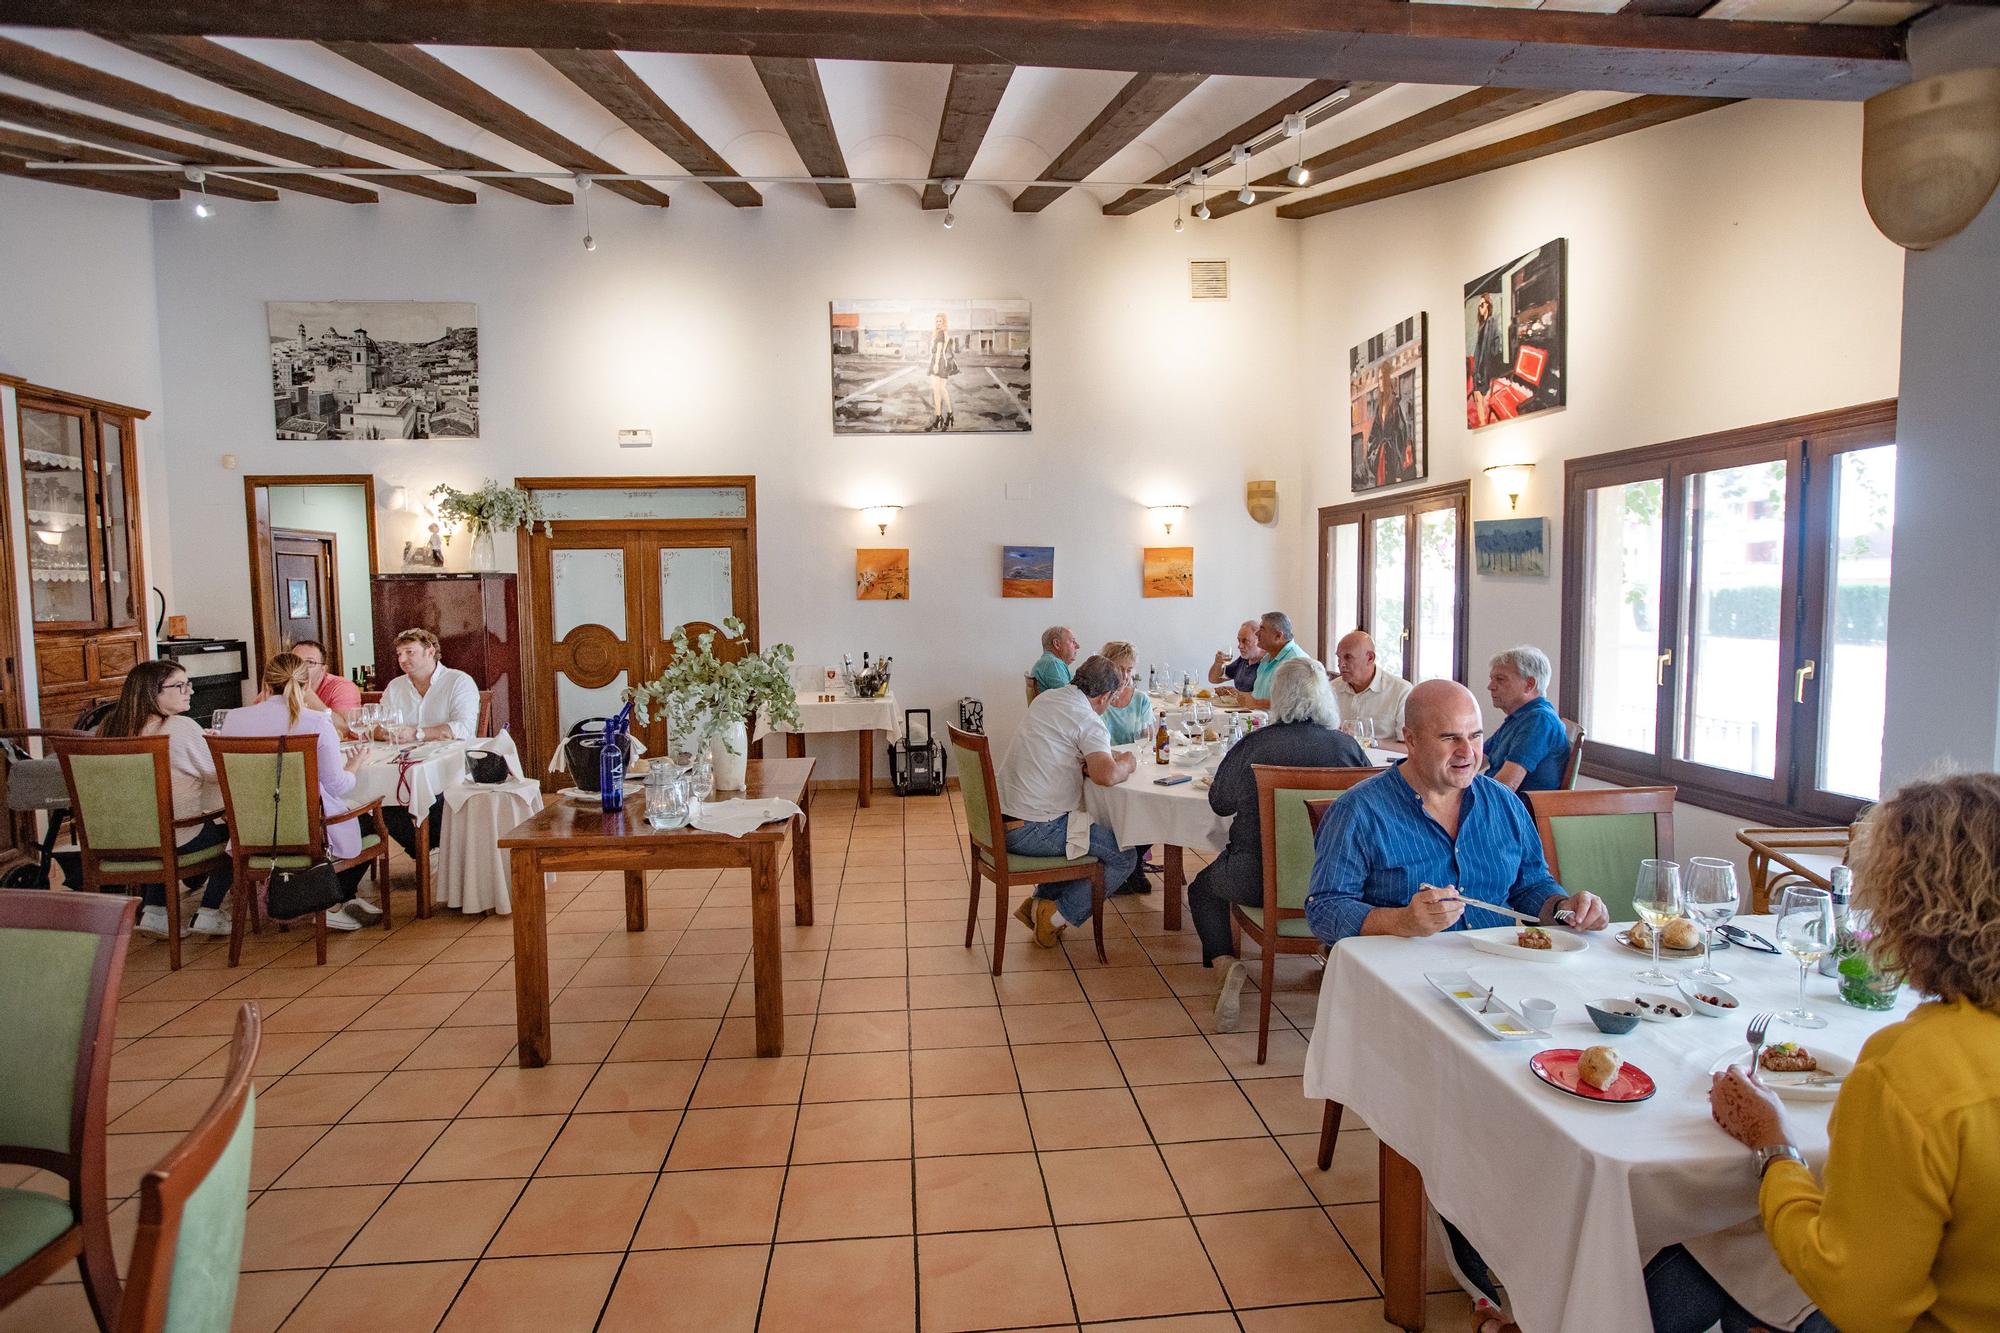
1578, 1045, 1624, 1091
1663, 918, 1701, 950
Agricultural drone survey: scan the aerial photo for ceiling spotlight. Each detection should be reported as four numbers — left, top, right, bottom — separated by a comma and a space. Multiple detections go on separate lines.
1286, 163, 1311, 187
1173, 216, 1183, 234
1193, 200, 1211, 221
943, 210, 956, 229
186, 167, 213, 219
1236, 186, 1255, 206
575, 173, 596, 253
941, 177, 959, 199
1173, 189, 1185, 234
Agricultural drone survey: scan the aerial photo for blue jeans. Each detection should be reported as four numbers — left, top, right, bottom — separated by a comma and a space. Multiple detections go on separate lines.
1644, 1243, 1834, 1333
141, 819, 232, 910
1005, 815, 1138, 926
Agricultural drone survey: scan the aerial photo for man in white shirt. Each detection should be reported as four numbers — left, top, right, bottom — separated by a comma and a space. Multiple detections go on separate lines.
1332, 629, 1412, 737
378, 627, 482, 860
997, 656, 1140, 947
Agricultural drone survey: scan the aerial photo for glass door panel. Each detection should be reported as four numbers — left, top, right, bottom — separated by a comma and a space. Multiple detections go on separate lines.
1817, 444, 1895, 800
549, 546, 633, 742
659, 546, 734, 640
1370, 515, 1407, 679
1581, 479, 1664, 753
1677, 458, 1787, 778
552, 548, 627, 640
19, 405, 98, 625
1413, 508, 1458, 682
100, 419, 136, 627
1325, 521, 1359, 656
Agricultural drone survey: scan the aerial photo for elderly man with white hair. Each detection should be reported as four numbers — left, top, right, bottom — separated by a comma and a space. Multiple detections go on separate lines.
1208, 619, 1264, 694
1483, 643, 1570, 795
1190, 658, 1365, 1031
1029, 625, 1080, 694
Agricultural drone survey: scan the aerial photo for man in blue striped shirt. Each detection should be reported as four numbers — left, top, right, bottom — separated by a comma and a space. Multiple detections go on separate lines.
1306, 679, 1610, 944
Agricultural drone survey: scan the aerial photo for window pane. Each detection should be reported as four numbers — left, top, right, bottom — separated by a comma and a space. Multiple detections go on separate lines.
1582, 480, 1663, 752
101, 422, 136, 627
1325, 522, 1359, 653
21, 407, 95, 625
1679, 459, 1787, 777
1819, 445, 1895, 800
1371, 515, 1407, 679
1414, 509, 1457, 682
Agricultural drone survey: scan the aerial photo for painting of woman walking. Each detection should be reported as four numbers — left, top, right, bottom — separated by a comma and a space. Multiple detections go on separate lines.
830, 299, 1032, 434
1348, 314, 1427, 494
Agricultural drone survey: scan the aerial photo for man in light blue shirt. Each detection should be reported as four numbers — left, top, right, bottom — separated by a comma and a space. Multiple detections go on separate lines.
1029, 625, 1079, 694
1232, 611, 1307, 709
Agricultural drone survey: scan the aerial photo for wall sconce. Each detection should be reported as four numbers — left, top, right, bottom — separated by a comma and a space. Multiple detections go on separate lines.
1482, 464, 1535, 512
861, 504, 902, 536
387, 485, 410, 512
1149, 504, 1189, 536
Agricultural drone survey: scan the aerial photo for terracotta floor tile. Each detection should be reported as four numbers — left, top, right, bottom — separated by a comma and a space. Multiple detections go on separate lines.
910, 1045, 1018, 1098
1282, 1128, 1379, 1206
1010, 1041, 1125, 1092
1059, 1218, 1226, 1323
758, 1237, 914, 1333
405, 1114, 565, 1180
633, 982, 735, 1020
914, 1153, 1053, 1239
438, 1253, 622, 1333
1237, 1294, 1478, 1332
1325, 1201, 1459, 1296
777, 1159, 914, 1240
1209, 1028, 1311, 1079
992, 971, 1085, 1006
802, 1050, 910, 1101
277, 1261, 472, 1333
1131, 1081, 1269, 1144
1077, 967, 1173, 1003
818, 976, 909, 1013
912, 1092, 1033, 1157
919, 1227, 1074, 1332
1023, 1088, 1151, 1151
810, 1009, 910, 1052
662, 1104, 797, 1169
1086, 1315, 1237, 1333
907, 973, 997, 1009
350, 990, 468, 1031
226, 1267, 319, 1333
691, 1054, 808, 1107
545, 1021, 628, 1065
248, 1125, 325, 1191
1093, 997, 1202, 1041
821, 946, 908, 979
111, 1034, 230, 1082
257, 995, 376, 1034
461, 1063, 596, 1117
1239, 1076, 1326, 1137
281, 1027, 424, 1076
606, 1017, 720, 1062
1195, 1207, 1375, 1307
1039, 1146, 1185, 1225
239, 1184, 390, 1270
790, 1098, 913, 1163
343, 1066, 488, 1122
906, 1006, 1007, 1051
245, 1072, 384, 1129
272, 1119, 448, 1189
1001, 1002, 1103, 1046
1161, 1137, 1318, 1215
633, 1165, 783, 1248
538, 1110, 680, 1176
104, 1131, 185, 1200
1111, 1037, 1231, 1087
576, 1059, 703, 1113
488, 1171, 653, 1255
339, 1177, 525, 1264
399, 1024, 520, 1070
598, 1245, 767, 1332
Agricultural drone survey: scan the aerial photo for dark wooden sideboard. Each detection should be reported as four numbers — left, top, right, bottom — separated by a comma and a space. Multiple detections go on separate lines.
370, 573, 523, 747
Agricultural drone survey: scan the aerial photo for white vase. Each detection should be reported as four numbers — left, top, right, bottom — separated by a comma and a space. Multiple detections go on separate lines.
469, 529, 497, 572
706, 718, 749, 792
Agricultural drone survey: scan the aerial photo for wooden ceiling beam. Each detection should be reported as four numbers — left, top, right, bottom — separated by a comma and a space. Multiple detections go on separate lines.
751, 57, 854, 207
538, 48, 758, 207
0, 88, 379, 203
1013, 72, 1206, 213
0, 145, 181, 200
1200, 85, 1564, 220
105, 35, 571, 204
0, 38, 454, 202
922, 63, 1012, 210
0, 122, 279, 200
6, 0, 1909, 101
1102, 79, 1384, 217
320, 42, 670, 206
1277, 93, 1734, 219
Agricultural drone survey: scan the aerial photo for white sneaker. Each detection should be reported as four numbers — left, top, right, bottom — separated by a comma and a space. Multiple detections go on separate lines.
322, 907, 363, 932
190, 908, 233, 936
1213, 958, 1249, 1033
342, 897, 384, 924
138, 906, 190, 938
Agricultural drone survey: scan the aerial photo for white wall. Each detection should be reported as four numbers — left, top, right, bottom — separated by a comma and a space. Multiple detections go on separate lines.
266, 483, 376, 672
147, 184, 1304, 780
1295, 99, 1907, 860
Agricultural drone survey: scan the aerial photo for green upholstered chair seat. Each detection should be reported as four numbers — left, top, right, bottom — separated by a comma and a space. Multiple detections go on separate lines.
1235, 905, 1317, 938
974, 846, 1098, 873
101, 841, 227, 875
0, 1186, 75, 1272
247, 834, 378, 870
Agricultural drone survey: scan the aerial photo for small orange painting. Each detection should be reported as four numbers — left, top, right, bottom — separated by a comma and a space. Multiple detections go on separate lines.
1143, 546, 1194, 598
855, 548, 910, 600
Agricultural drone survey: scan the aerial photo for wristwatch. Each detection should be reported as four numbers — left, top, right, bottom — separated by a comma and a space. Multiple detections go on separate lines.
1754, 1144, 1807, 1179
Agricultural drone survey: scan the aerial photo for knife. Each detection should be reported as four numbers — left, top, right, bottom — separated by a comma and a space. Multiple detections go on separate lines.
1441, 897, 1580, 929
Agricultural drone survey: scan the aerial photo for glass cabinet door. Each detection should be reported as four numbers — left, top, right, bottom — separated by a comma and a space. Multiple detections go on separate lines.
18, 403, 102, 626
99, 417, 138, 627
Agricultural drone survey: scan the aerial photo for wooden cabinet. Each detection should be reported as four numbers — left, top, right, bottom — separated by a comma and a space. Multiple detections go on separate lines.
15, 392, 147, 726
370, 573, 522, 745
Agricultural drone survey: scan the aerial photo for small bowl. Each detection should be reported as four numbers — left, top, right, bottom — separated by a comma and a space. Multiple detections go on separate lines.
1677, 981, 1741, 1017
1632, 992, 1692, 1022
1585, 999, 1642, 1034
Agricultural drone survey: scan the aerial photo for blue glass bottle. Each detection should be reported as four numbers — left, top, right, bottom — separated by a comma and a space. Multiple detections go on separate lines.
599, 701, 633, 813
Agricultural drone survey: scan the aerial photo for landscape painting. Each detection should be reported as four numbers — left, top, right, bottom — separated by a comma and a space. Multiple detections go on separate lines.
268, 300, 478, 440
830, 299, 1032, 434
1001, 545, 1054, 598
855, 548, 910, 600
1143, 547, 1194, 599
1464, 239, 1567, 429
1474, 517, 1550, 577
1349, 313, 1427, 493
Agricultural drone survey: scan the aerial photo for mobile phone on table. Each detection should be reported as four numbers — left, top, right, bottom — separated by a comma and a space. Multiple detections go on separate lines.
1153, 774, 1193, 786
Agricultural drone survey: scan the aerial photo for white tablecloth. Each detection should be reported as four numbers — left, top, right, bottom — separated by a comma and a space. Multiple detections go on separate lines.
345, 731, 522, 813
439, 783, 541, 914
762, 694, 901, 738
1302, 915, 1915, 1332
1083, 745, 1230, 853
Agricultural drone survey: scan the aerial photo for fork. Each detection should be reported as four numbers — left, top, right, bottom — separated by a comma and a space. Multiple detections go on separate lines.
1743, 1011, 1774, 1082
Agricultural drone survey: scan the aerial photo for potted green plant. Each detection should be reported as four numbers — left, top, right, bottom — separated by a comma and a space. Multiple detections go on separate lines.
626, 617, 799, 791
427, 480, 554, 570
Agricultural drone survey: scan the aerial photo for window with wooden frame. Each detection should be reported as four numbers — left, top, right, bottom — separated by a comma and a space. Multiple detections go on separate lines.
1561, 400, 1896, 824
1317, 481, 1469, 684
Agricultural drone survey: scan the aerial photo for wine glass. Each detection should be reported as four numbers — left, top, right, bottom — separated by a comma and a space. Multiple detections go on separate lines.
1358, 717, 1377, 749
689, 759, 715, 805
359, 702, 381, 736
1684, 857, 1740, 984
209, 709, 230, 732
1632, 858, 1683, 985
1775, 885, 1835, 1030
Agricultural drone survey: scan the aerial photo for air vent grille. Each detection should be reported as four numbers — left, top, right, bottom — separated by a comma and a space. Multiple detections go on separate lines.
1189, 259, 1230, 302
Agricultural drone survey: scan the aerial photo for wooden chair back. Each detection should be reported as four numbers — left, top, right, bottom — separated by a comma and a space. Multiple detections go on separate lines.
1559, 717, 1586, 789
205, 735, 331, 863
946, 725, 1007, 861
1254, 766, 1377, 925
1022, 675, 1038, 704
1525, 785, 1677, 921
51, 735, 176, 858
116, 1004, 260, 1333
358, 691, 383, 707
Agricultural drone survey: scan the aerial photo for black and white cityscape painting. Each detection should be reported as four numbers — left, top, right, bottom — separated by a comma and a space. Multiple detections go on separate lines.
268, 300, 479, 441
830, 299, 1032, 434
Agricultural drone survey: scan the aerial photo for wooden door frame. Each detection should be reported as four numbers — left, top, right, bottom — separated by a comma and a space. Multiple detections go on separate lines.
270, 526, 344, 675
243, 474, 379, 673
0, 378, 25, 730
513, 476, 759, 781
1316, 479, 1470, 681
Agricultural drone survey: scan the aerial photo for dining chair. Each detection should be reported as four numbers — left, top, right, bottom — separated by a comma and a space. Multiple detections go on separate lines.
1021, 675, 1039, 705
1303, 796, 1348, 1171
1236, 764, 1377, 1064
1524, 785, 1677, 922
206, 736, 389, 966
53, 735, 229, 972
115, 1003, 260, 1333
946, 724, 1105, 976
476, 690, 494, 738
0, 888, 136, 1329
1735, 822, 1855, 913
1559, 717, 1586, 789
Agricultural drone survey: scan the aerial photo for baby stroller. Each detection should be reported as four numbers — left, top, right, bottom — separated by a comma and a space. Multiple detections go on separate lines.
0, 727, 88, 888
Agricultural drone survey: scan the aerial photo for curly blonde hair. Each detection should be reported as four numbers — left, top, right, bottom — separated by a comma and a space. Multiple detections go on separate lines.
1851, 772, 2000, 1009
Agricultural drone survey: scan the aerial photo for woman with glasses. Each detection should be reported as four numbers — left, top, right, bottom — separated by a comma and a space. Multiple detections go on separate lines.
99, 659, 233, 938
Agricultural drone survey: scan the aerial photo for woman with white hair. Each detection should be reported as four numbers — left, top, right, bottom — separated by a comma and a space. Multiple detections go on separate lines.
1484, 643, 1570, 795
1190, 658, 1366, 1032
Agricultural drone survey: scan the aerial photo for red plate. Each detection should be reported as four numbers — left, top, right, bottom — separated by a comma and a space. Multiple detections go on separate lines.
1529, 1048, 1656, 1104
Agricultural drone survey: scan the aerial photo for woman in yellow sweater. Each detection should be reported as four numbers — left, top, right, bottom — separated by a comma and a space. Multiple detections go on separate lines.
1649, 771, 2000, 1333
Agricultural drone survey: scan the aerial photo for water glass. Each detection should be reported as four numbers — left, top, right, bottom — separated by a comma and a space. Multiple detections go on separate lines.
1632, 858, 1683, 985
689, 760, 715, 804
1684, 856, 1740, 984
1358, 717, 1378, 748
209, 709, 230, 731
1776, 885, 1835, 1029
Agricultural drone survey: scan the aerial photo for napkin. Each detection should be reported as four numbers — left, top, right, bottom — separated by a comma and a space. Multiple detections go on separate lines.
690, 797, 803, 838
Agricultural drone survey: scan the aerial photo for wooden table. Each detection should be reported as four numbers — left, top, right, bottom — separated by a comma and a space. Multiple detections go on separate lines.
499, 758, 814, 1066
764, 694, 898, 808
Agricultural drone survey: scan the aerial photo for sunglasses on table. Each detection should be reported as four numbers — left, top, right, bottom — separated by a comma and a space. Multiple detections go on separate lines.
1716, 923, 1780, 954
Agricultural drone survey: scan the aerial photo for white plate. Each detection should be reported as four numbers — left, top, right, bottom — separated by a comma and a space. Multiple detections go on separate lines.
1710, 1044, 1855, 1101
1424, 970, 1540, 1040
1464, 925, 1588, 962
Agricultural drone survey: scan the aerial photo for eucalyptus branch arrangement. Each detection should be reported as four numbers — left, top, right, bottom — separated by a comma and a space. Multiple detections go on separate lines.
626, 617, 800, 757
428, 480, 554, 537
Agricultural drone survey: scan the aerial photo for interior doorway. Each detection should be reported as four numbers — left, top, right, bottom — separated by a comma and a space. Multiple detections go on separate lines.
244, 475, 379, 677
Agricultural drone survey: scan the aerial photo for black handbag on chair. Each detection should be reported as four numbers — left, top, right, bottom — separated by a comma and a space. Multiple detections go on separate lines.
263, 732, 343, 920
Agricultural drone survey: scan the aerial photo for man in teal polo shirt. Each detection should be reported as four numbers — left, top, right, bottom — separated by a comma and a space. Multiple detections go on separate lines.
1029, 625, 1080, 694
1231, 611, 1307, 708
